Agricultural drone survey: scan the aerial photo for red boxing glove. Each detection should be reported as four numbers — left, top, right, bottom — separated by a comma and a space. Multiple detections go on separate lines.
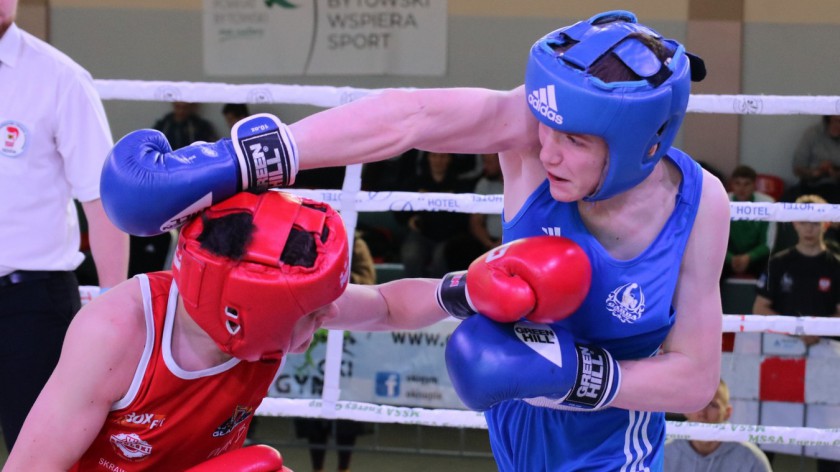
185, 445, 292, 472
467, 236, 591, 323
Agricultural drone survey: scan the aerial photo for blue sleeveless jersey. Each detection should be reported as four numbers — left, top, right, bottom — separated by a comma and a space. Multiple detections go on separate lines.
488, 149, 703, 472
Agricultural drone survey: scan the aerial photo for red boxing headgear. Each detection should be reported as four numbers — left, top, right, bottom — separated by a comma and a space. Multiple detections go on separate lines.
172, 191, 350, 362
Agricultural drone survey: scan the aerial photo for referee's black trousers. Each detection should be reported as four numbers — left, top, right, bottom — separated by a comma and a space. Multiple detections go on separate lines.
0, 271, 81, 451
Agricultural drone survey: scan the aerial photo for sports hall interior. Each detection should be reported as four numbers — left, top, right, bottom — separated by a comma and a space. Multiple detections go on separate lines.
2, 0, 839, 471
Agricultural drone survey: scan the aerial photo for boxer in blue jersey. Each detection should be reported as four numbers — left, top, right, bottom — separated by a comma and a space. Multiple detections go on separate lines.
101, 11, 730, 472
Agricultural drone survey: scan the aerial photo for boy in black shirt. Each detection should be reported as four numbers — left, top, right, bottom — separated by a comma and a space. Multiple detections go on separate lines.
754, 194, 840, 346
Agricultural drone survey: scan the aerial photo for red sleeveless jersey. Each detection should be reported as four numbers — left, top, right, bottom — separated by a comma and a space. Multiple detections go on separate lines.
71, 272, 281, 471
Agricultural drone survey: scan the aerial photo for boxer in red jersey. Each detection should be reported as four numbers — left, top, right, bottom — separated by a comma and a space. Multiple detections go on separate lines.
4, 191, 448, 472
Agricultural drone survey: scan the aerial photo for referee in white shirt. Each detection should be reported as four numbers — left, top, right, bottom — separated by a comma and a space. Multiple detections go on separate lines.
0, 0, 128, 451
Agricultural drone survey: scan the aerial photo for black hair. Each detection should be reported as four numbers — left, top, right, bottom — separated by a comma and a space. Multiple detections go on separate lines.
197, 206, 324, 267
553, 18, 705, 85
197, 212, 255, 260
280, 203, 330, 268
730, 165, 757, 181
280, 229, 317, 267
222, 103, 250, 119
591, 33, 672, 84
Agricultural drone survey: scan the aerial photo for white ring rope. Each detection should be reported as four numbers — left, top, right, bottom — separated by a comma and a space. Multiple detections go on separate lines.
256, 398, 840, 449
723, 314, 840, 336
94, 79, 840, 115
94, 78, 840, 447
75, 284, 840, 337
95, 80, 383, 108
284, 189, 840, 222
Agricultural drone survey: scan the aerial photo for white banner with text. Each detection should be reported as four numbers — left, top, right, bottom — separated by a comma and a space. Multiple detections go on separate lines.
204, 0, 447, 76
268, 321, 465, 409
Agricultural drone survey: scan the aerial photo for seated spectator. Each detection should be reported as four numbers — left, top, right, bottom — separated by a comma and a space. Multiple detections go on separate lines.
782, 115, 840, 203
152, 101, 218, 150
445, 151, 483, 187
222, 103, 250, 128
753, 194, 840, 348
361, 149, 420, 191
725, 165, 776, 279
437, 152, 505, 270
295, 165, 346, 190
398, 151, 472, 277
132, 95, 197, 275
469, 153, 504, 253
753, 195, 840, 471
664, 379, 772, 471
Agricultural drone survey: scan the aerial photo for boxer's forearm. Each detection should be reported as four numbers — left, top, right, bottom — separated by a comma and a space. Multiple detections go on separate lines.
329, 279, 447, 332
292, 87, 535, 170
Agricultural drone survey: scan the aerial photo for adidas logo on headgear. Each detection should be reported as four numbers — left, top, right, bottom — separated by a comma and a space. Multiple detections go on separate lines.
528, 85, 563, 125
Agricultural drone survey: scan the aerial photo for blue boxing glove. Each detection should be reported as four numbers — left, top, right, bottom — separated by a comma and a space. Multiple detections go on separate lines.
101, 113, 297, 236
445, 316, 621, 412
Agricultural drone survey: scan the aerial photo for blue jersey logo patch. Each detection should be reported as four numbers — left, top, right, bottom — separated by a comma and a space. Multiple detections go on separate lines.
606, 282, 646, 323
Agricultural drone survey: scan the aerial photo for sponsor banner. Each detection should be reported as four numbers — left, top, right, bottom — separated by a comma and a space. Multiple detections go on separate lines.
203, 0, 447, 76
269, 321, 467, 409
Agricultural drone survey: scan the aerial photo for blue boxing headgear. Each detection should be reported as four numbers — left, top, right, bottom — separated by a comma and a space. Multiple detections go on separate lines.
525, 10, 692, 201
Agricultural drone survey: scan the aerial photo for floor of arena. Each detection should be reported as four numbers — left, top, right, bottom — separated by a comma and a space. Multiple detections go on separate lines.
0, 417, 828, 471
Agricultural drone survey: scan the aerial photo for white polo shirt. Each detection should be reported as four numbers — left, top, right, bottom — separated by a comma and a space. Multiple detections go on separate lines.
0, 23, 113, 275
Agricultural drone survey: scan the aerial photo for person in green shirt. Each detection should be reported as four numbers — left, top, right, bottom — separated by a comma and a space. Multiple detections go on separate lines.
725, 165, 776, 278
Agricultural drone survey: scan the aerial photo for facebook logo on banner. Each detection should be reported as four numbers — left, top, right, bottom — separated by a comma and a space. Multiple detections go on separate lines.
375, 372, 400, 397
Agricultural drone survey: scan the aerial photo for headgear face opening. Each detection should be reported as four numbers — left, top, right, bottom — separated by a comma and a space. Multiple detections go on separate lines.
172, 191, 350, 362
525, 10, 692, 201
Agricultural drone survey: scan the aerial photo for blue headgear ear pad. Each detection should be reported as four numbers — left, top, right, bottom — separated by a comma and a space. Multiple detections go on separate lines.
525, 10, 692, 201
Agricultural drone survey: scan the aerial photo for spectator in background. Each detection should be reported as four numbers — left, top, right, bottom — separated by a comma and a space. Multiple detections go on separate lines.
783, 115, 840, 203
725, 165, 776, 279
754, 194, 840, 472
295, 165, 346, 191
0, 0, 129, 450
445, 151, 483, 187
753, 194, 840, 349
349, 234, 376, 286
398, 151, 472, 277
152, 101, 218, 150
131, 102, 224, 276
469, 153, 504, 253
222, 102, 250, 128
664, 379, 772, 471
360, 149, 420, 192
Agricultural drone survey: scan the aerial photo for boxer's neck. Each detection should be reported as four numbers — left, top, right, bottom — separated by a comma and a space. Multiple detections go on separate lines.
171, 297, 234, 370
